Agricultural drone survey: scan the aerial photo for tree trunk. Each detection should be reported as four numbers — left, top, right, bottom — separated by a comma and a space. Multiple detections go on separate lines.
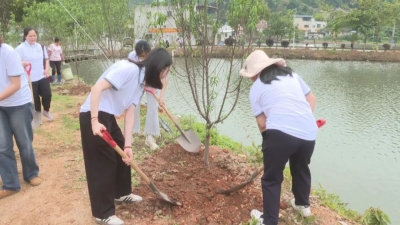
203, 129, 211, 168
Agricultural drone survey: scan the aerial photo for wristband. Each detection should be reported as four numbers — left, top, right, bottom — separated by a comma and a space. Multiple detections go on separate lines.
124, 146, 132, 149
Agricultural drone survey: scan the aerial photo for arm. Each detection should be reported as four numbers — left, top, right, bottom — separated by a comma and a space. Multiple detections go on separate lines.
0, 77, 21, 101
159, 77, 168, 105
90, 79, 112, 136
120, 104, 136, 165
255, 113, 267, 133
305, 91, 316, 112
44, 59, 50, 77
123, 104, 136, 147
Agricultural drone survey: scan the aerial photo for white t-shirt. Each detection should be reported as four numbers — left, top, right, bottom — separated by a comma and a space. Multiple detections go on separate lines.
0, 43, 31, 107
80, 60, 145, 116
128, 51, 139, 61
249, 72, 317, 141
48, 43, 63, 61
15, 41, 49, 82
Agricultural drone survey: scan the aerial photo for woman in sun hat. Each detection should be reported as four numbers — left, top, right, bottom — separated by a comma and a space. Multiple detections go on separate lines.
241, 50, 317, 225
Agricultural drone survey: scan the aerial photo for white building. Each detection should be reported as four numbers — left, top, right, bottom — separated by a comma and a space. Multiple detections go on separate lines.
217, 24, 234, 40
133, 4, 217, 46
133, 5, 179, 46
293, 15, 327, 37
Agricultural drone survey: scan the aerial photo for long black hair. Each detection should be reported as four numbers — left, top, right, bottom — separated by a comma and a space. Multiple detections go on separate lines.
129, 48, 172, 89
22, 27, 37, 42
259, 65, 294, 84
135, 40, 151, 56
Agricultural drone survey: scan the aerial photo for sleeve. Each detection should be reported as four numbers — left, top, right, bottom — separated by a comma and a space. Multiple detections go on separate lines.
15, 45, 24, 60
294, 73, 311, 95
249, 89, 263, 117
128, 51, 137, 61
44, 45, 49, 59
48, 44, 52, 52
6, 48, 25, 76
103, 64, 136, 91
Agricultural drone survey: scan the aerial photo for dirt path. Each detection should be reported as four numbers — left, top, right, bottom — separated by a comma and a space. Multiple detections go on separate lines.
0, 87, 356, 225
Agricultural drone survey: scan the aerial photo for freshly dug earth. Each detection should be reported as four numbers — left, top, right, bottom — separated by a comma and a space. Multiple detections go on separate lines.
0, 86, 355, 225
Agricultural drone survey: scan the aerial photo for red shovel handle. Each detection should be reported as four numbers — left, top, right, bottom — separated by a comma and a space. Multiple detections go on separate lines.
316, 119, 326, 128
100, 130, 117, 148
24, 63, 32, 76
144, 87, 156, 95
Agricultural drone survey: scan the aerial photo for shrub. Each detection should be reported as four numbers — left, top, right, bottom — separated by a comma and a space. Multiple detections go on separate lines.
341, 43, 345, 49
266, 39, 274, 47
322, 42, 328, 49
361, 207, 391, 225
383, 44, 390, 51
281, 41, 289, 48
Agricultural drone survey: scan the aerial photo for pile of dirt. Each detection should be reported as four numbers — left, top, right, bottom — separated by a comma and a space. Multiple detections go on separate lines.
54, 84, 92, 96
116, 143, 348, 225
118, 144, 263, 224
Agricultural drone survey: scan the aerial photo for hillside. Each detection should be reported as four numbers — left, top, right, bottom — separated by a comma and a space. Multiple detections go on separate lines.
130, 0, 356, 14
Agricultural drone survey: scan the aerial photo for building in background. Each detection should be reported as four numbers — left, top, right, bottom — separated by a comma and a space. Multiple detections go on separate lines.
293, 15, 327, 38
133, 4, 217, 46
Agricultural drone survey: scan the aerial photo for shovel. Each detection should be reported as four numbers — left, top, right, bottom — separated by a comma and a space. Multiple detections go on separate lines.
24, 64, 41, 130
217, 119, 327, 195
145, 87, 202, 153
100, 130, 182, 206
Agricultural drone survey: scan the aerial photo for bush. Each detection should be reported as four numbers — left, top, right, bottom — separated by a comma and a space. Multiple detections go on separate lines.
341, 43, 346, 49
383, 44, 390, 51
281, 41, 289, 48
266, 39, 274, 47
322, 42, 328, 49
361, 207, 391, 225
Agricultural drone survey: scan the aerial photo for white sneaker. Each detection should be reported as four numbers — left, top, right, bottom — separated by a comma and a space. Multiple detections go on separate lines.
290, 199, 311, 217
250, 209, 264, 225
42, 111, 54, 121
115, 193, 143, 204
95, 215, 124, 225
145, 136, 159, 150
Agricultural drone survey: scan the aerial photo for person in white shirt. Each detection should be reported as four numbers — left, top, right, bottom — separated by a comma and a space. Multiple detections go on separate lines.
79, 48, 172, 225
128, 40, 168, 150
48, 37, 65, 85
240, 50, 317, 225
16, 27, 54, 123
0, 36, 41, 200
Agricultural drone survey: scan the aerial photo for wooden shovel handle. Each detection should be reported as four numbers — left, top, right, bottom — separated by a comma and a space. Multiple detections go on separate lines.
100, 130, 151, 185
144, 87, 186, 135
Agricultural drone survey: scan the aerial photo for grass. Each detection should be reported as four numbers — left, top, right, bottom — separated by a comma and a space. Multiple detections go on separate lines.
48, 93, 390, 225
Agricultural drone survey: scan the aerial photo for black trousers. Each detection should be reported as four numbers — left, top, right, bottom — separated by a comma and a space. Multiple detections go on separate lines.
31, 78, 52, 112
50, 60, 62, 75
79, 111, 132, 219
261, 129, 315, 225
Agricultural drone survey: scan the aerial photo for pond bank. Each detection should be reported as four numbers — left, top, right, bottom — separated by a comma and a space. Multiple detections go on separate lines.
168, 47, 400, 63
0, 85, 388, 225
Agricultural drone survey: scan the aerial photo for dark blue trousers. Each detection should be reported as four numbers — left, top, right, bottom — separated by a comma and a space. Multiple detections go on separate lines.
261, 129, 315, 225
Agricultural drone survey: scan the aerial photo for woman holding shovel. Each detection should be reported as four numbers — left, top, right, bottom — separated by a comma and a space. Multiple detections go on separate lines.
0, 36, 41, 200
128, 40, 169, 150
16, 27, 53, 124
79, 47, 172, 225
240, 50, 317, 225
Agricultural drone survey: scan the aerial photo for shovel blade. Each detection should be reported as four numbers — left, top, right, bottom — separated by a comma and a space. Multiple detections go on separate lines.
31, 111, 41, 130
176, 129, 202, 153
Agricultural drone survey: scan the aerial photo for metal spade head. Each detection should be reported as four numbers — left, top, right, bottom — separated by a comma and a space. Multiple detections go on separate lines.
175, 129, 202, 153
